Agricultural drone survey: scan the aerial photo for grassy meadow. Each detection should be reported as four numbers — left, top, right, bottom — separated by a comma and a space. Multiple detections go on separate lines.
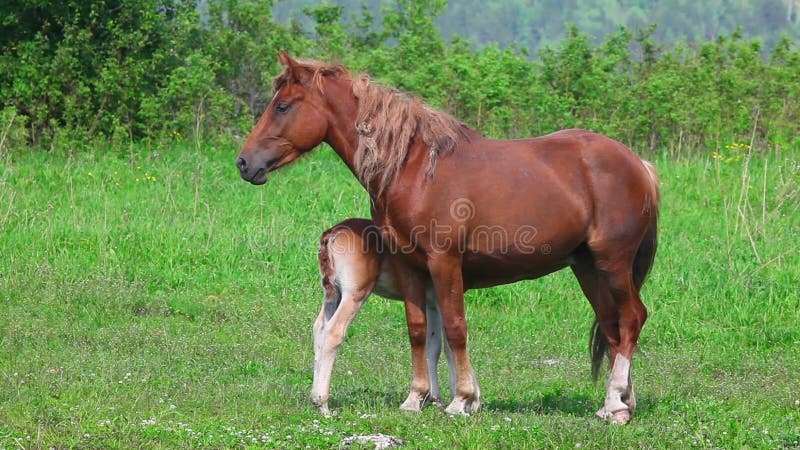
0, 142, 798, 448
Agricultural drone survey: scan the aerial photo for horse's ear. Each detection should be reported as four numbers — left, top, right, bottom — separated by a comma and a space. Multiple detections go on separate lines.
277, 51, 312, 84
277, 51, 294, 68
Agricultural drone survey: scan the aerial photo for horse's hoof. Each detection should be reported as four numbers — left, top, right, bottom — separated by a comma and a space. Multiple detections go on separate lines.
595, 407, 631, 425
318, 404, 332, 418
399, 392, 430, 413
595, 406, 611, 420
310, 394, 332, 418
444, 396, 480, 416
611, 409, 631, 425
399, 402, 422, 413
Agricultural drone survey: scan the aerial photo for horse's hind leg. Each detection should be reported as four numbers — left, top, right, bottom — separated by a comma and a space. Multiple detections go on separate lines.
603, 264, 646, 422
597, 253, 646, 424
572, 249, 643, 424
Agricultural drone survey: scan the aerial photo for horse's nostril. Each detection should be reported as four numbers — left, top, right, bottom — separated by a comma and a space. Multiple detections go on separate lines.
236, 157, 247, 172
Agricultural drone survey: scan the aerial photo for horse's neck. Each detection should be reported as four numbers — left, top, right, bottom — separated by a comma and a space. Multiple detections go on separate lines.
322, 83, 362, 178
322, 78, 479, 202
321, 80, 386, 200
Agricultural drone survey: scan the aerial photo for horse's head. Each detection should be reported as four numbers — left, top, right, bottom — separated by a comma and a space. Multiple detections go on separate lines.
236, 52, 334, 185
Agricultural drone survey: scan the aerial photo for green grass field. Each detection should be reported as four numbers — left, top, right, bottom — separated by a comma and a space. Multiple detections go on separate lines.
1, 142, 798, 449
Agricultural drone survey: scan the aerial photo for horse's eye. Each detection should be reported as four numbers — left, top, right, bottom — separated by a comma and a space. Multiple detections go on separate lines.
275, 102, 290, 114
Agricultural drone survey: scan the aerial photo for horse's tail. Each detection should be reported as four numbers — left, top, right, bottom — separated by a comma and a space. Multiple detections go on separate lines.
634, 160, 660, 290
589, 320, 606, 382
590, 159, 660, 381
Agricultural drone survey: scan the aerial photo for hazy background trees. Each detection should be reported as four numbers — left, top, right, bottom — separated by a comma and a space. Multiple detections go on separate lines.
1, 0, 799, 154
275, 0, 800, 52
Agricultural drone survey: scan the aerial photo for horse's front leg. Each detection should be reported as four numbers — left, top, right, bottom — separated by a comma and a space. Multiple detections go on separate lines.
391, 258, 433, 412
428, 253, 480, 415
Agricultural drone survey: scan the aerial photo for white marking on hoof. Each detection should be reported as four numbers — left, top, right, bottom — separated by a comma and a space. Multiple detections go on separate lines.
611, 409, 631, 425
600, 354, 633, 416
444, 396, 480, 416
399, 391, 430, 413
595, 406, 631, 425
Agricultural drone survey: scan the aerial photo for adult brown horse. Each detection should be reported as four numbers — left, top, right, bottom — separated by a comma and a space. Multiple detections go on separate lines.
236, 53, 660, 424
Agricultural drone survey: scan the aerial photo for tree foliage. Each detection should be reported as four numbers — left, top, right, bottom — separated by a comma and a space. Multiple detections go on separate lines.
1, 0, 799, 154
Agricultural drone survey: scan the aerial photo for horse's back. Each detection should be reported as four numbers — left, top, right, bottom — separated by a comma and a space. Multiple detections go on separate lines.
506, 128, 657, 228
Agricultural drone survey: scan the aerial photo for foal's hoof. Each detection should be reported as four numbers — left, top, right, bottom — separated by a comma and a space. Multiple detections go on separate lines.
444, 396, 480, 416
399, 391, 431, 413
595, 407, 631, 425
311, 399, 332, 418
310, 394, 333, 418
317, 404, 333, 418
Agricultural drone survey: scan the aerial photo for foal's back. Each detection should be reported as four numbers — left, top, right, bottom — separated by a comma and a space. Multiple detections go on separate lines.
318, 218, 402, 301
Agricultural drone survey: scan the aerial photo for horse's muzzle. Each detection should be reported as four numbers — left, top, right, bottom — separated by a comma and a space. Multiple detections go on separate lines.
236, 156, 268, 185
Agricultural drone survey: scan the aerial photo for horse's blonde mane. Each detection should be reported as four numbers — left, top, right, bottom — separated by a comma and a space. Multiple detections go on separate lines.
273, 59, 467, 195
352, 75, 467, 195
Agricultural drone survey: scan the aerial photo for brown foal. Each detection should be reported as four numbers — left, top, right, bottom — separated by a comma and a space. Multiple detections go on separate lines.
310, 218, 460, 417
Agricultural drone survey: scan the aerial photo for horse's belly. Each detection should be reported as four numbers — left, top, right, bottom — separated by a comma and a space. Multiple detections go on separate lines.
461, 248, 573, 289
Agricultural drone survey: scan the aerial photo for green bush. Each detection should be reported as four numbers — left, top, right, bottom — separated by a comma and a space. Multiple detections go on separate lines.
1, 0, 799, 155
0, 106, 29, 156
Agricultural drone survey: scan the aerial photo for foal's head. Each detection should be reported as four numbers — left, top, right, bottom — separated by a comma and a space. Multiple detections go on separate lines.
236, 52, 350, 185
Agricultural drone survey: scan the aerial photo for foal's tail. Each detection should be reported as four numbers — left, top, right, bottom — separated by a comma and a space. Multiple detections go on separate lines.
590, 160, 660, 381
319, 229, 343, 308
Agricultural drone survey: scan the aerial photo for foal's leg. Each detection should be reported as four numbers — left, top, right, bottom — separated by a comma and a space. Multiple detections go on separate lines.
428, 253, 480, 415
310, 287, 370, 417
424, 288, 445, 406
311, 230, 379, 417
425, 286, 460, 406
311, 285, 340, 417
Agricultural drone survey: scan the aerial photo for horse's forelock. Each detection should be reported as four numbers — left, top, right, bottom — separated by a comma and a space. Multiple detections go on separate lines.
271, 60, 351, 95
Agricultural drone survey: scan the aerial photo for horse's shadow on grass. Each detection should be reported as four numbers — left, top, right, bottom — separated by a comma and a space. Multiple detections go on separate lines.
487, 391, 596, 415
329, 385, 656, 417
482, 389, 657, 417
